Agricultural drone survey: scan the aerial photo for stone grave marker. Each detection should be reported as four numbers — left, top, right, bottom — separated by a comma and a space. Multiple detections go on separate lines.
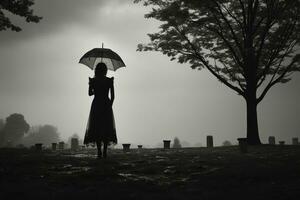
122, 143, 131, 152
292, 137, 298, 145
35, 143, 43, 151
163, 140, 171, 149
268, 136, 276, 145
52, 143, 57, 151
58, 142, 65, 150
237, 138, 248, 153
207, 135, 213, 148
71, 138, 79, 150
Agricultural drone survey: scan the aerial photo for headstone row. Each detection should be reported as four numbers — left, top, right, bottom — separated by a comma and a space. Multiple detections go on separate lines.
268, 136, 299, 145
31, 136, 299, 152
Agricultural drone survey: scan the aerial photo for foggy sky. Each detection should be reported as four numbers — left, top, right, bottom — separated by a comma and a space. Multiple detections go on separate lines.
0, 0, 299, 147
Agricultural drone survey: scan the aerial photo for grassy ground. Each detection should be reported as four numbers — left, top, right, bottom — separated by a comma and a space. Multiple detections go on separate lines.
0, 145, 300, 200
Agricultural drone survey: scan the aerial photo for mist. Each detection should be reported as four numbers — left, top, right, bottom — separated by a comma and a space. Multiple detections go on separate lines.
0, 0, 300, 147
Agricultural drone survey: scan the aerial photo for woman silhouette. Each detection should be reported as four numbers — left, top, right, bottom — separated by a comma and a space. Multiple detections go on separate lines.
84, 62, 117, 158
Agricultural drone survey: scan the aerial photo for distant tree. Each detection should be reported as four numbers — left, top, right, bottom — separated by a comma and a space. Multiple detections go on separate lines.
172, 137, 182, 148
0, 0, 42, 32
222, 140, 232, 146
22, 124, 60, 146
0, 113, 30, 146
135, 0, 300, 145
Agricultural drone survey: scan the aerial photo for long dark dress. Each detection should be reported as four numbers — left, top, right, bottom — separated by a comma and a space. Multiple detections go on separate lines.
84, 77, 117, 145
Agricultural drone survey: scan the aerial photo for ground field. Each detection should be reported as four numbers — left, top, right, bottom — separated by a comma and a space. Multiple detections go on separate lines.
0, 145, 300, 200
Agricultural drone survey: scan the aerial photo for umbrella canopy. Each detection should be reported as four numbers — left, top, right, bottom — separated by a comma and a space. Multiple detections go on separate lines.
79, 48, 126, 71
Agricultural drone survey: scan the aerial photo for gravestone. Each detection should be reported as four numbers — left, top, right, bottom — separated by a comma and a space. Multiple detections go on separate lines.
58, 142, 65, 150
206, 135, 213, 148
163, 140, 171, 149
71, 138, 79, 150
237, 138, 248, 153
35, 143, 43, 151
292, 138, 298, 145
268, 136, 276, 145
52, 143, 57, 151
122, 143, 131, 152
137, 145, 143, 149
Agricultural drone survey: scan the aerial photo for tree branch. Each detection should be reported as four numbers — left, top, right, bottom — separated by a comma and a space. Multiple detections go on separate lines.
238, 0, 247, 28
257, 58, 298, 103
221, 60, 246, 92
205, 25, 246, 77
211, 0, 244, 57
221, 4, 246, 41
175, 26, 245, 97
256, 22, 296, 87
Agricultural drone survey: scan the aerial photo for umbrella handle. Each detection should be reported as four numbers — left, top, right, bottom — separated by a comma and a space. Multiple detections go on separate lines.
101, 42, 104, 63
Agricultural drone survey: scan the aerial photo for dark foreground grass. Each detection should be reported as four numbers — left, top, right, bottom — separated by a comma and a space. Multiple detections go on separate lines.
0, 145, 300, 200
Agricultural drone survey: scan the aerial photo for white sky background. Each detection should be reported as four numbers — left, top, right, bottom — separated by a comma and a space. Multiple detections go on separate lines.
0, 0, 299, 146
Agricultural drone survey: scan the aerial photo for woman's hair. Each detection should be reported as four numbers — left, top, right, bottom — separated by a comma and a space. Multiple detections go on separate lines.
95, 62, 108, 77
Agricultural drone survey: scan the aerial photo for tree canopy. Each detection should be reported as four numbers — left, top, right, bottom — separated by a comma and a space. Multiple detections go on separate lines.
136, 0, 300, 99
0, 0, 41, 32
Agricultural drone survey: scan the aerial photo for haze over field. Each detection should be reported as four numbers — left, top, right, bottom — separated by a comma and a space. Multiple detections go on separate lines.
0, 0, 300, 146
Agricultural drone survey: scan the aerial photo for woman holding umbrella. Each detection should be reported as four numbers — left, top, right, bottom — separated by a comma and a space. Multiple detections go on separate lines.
80, 45, 125, 158
84, 62, 117, 158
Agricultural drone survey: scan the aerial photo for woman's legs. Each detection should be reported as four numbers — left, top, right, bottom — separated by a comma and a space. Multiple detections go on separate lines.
103, 142, 108, 158
96, 140, 108, 159
96, 140, 102, 158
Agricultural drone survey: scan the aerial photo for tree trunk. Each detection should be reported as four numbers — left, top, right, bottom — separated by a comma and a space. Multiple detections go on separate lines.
246, 98, 261, 145
244, 40, 261, 145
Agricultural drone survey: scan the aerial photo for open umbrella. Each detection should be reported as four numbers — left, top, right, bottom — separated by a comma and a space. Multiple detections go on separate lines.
79, 44, 126, 71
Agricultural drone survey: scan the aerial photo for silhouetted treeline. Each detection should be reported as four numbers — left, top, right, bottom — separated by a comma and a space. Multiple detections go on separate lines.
0, 113, 60, 147
22, 125, 60, 147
